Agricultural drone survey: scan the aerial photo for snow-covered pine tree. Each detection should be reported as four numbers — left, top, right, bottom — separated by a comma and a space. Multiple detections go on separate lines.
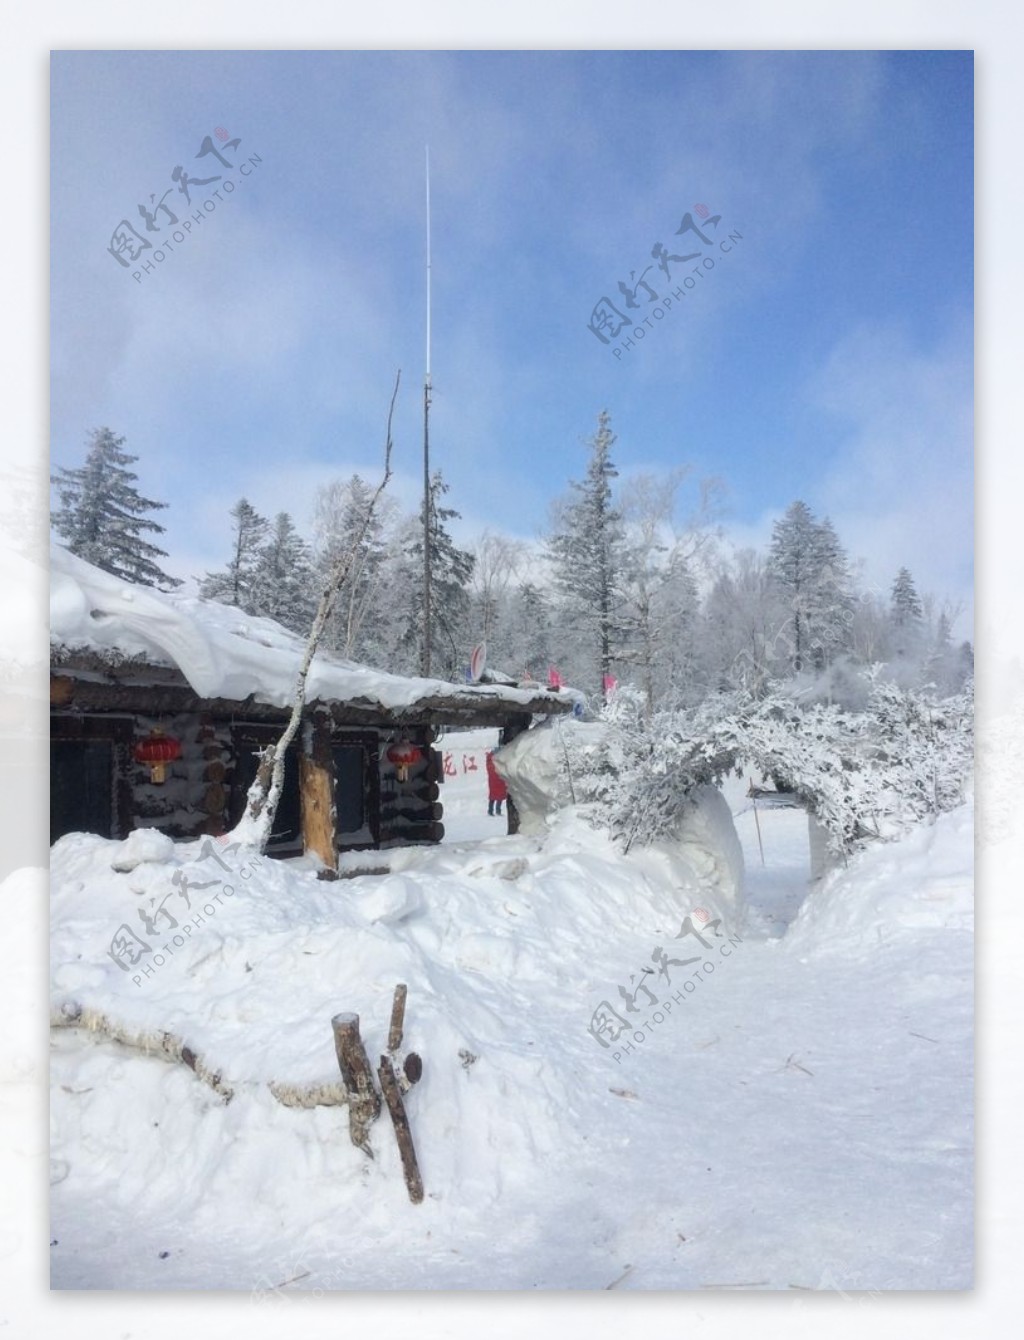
507, 581, 555, 681
889, 567, 925, 662
647, 545, 703, 707
199, 498, 269, 609
766, 501, 818, 674
250, 512, 317, 635
547, 410, 626, 701
810, 518, 855, 669
766, 501, 852, 675
388, 471, 475, 679
51, 426, 180, 588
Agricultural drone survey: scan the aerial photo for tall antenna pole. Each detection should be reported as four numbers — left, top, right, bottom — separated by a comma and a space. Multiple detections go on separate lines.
422, 144, 433, 678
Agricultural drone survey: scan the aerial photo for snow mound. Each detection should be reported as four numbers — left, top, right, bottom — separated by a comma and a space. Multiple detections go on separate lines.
671, 784, 745, 918
350, 874, 424, 925
784, 798, 974, 955
494, 717, 605, 835
49, 811, 702, 1223
110, 828, 177, 872
497, 723, 744, 926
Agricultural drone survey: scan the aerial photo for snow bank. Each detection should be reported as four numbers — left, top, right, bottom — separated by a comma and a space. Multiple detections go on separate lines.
49, 794, 974, 1289
50, 809, 714, 1228
671, 784, 745, 917
784, 797, 974, 955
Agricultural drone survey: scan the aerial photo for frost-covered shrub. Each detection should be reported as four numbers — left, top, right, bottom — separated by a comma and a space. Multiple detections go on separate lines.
563, 675, 973, 857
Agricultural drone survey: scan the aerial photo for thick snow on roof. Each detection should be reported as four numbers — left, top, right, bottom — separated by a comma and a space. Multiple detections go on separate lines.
50, 545, 569, 716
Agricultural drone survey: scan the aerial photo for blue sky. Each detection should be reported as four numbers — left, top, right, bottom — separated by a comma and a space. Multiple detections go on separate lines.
50, 49, 973, 625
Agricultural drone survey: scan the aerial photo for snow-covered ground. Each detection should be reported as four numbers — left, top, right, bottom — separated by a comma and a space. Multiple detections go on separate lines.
42, 728, 973, 1292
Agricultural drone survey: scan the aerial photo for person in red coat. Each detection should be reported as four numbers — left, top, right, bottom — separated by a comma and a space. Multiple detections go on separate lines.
485, 750, 508, 816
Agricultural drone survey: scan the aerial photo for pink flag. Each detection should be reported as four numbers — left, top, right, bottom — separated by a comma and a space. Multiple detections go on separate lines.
603, 674, 618, 695
548, 666, 563, 689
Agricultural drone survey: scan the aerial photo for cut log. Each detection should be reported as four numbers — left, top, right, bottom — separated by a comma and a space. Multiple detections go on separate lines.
331, 1012, 381, 1153
388, 983, 408, 1053
378, 1054, 424, 1204
300, 712, 337, 871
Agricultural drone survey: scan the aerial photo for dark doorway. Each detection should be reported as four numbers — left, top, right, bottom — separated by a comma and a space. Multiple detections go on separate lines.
50, 739, 114, 843
229, 728, 303, 856
333, 734, 378, 848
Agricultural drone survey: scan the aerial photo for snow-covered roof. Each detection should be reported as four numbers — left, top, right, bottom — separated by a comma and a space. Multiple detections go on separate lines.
49, 545, 572, 722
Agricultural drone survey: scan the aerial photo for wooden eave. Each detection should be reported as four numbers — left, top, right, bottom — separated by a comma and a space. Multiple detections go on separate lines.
50, 651, 573, 731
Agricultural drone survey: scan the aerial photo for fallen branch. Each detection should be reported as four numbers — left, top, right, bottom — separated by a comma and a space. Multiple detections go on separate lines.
50, 1001, 234, 1102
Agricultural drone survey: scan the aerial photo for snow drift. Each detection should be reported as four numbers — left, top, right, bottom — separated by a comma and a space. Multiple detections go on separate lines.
496, 719, 745, 921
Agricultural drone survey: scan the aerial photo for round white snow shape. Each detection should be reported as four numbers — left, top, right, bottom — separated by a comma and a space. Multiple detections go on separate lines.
109, 828, 177, 872
351, 875, 424, 926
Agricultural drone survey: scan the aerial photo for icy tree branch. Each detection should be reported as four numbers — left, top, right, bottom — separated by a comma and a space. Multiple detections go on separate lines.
231, 372, 400, 851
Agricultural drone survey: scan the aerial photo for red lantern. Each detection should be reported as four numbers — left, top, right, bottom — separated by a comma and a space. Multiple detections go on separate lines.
134, 728, 182, 784
386, 740, 422, 783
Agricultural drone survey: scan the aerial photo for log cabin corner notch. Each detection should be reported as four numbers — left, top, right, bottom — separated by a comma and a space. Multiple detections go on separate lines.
49, 546, 573, 867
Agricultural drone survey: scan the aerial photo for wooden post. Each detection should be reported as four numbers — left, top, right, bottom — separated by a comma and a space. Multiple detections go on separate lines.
388, 983, 408, 1053
378, 1054, 424, 1204
331, 1012, 381, 1153
301, 711, 337, 872
749, 777, 765, 867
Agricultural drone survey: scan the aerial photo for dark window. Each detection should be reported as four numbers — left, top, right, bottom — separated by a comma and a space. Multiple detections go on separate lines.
51, 739, 114, 843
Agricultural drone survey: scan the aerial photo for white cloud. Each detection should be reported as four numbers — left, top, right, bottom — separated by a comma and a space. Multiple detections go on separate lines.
806, 318, 973, 631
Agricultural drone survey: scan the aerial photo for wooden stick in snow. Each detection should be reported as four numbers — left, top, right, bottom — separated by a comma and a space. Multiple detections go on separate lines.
331, 1012, 382, 1153
378, 1053, 424, 1204
750, 776, 766, 866
388, 983, 408, 1053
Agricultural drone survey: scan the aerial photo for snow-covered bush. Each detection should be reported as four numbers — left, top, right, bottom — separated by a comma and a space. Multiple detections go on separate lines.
558, 675, 973, 858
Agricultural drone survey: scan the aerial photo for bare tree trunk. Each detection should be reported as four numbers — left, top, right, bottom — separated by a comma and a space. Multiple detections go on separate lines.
231, 373, 400, 851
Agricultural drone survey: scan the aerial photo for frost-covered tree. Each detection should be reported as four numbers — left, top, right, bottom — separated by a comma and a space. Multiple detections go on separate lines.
313, 475, 401, 663
702, 549, 789, 696
889, 566, 926, 663
199, 498, 269, 609
547, 411, 627, 700
616, 468, 715, 713
647, 546, 703, 707
506, 581, 555, 680
389, 471, 475, 679
51, 427, 180, 588
251, 512, 317, 635
891, 567, 923, 626
233, 371, 398, 854
766, 501, 853, 674
467, 531, 526, 669
563, 671, 973, 858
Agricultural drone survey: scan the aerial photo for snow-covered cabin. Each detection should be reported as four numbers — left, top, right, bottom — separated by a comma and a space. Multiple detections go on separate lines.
49, 547, 572, 865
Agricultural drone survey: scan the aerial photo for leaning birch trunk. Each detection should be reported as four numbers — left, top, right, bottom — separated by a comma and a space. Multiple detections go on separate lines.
230, 373, 399, 852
